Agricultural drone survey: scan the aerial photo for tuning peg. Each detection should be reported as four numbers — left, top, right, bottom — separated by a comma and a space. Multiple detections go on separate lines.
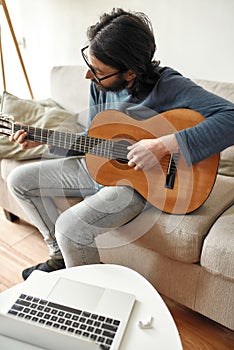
0, 113, 14, 120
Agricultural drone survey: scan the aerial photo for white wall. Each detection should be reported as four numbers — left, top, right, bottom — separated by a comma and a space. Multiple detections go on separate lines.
1, 0, 234, 99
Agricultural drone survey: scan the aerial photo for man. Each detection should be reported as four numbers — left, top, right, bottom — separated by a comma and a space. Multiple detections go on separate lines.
8, 8, 234, 280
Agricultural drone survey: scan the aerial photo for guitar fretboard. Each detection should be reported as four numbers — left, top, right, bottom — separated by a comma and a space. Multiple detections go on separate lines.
14, 124, 128, 161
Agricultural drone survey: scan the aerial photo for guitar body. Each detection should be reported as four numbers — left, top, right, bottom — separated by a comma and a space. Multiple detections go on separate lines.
86, 109, 219, 214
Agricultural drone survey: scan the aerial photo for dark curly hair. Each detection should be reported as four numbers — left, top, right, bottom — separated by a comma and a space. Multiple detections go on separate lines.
87, 8, 160, 98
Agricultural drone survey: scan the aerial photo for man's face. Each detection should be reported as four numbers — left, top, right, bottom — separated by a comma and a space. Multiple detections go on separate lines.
84, 51, 132, 92
95, 74, 129, 93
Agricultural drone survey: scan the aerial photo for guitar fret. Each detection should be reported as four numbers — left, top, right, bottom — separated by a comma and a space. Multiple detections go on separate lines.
65, 133, 68, 149
60, 131, 66, 148
46, 129, 51, 143
102, 140, 106, 155
105, 140, 109, 158
107, 140, 113, 159
54, 130, 60, 147
88, 137, 94, 154
57, 131, 61, 146
79, 135, 86, 153
14, 124, 20, 133
63, 132, 67, 147
70, 133, 74, 150
41, 128, 45, 142
33, 127, 38, 142
74, 135, 81, 152
90, 137, 97, 155
51, 130, 55, 145
45, 129, 52, 143
43, 128, 49, 143
100, 140, 106, 157
40, 128, 42, 142
29, 126, 37, 142
72, 134, 77, 150
65, 133, 71, 149
88, 136, 92, 153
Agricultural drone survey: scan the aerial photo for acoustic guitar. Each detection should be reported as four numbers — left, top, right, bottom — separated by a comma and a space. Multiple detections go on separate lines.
0, 108, 219, 214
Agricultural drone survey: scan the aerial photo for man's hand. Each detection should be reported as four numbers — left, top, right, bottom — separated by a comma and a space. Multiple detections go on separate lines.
127, 134, 179, 171
9, 128, 42, 150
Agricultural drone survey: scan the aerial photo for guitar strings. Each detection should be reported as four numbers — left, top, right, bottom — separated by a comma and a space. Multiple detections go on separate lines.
14, 124, 176, 167
15, 124, 130, 160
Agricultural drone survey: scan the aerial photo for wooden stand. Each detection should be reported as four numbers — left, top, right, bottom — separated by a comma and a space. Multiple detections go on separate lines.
0, 0, 33, 98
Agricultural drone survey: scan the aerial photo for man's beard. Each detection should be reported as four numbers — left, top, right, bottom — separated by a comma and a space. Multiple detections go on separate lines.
95, 75, 129, 93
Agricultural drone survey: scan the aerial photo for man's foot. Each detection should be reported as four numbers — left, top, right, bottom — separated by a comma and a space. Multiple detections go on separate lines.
22, 258, 65, 280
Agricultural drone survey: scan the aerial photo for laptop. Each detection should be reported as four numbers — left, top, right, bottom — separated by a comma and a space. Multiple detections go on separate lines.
0, 270, 136, 350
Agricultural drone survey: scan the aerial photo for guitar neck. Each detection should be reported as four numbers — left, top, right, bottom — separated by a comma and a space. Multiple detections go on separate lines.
13, 124, 115, 159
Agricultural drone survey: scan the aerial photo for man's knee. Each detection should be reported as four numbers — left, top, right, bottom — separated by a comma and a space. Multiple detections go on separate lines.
55, 206, 97, 247
7, 163, 39, 199
55, 209, 77, 244
7, 166, 25, 195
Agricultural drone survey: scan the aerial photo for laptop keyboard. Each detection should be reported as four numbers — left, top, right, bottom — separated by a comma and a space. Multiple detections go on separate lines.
7, 293, 121, 350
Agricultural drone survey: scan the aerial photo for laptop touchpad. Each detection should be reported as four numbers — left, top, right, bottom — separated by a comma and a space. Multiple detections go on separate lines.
47, 278, 105, 311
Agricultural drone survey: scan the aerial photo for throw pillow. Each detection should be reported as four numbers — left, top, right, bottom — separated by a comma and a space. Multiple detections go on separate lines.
0, 91, 84, 160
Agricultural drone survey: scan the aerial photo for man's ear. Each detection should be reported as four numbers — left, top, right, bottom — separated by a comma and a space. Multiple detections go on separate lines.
124, 70, 137, 82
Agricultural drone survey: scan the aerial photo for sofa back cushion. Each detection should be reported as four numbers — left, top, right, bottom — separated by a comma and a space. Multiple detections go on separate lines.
194, 79, 234, 103
218, 145, 234, 177
50, 66, 90, 127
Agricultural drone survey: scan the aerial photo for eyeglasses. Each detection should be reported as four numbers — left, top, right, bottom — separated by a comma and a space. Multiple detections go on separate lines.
81, 45, 123, 84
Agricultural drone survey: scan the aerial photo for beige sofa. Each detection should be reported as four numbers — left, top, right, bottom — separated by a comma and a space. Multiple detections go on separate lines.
0, 66, 233, 330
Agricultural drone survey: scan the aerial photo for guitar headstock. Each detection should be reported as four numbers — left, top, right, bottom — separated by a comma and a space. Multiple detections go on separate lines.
0, 113, 14, 136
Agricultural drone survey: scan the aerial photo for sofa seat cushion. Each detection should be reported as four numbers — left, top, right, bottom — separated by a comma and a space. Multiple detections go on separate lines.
135, 173, 234, 263
96, 173, 234, 263
201, 205, 234, 280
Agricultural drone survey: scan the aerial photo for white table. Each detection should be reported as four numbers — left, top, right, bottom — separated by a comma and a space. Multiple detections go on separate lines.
0, 264, 183, 349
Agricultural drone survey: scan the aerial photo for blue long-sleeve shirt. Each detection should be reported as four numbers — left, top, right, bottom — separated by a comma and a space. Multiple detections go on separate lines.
52, 66, 234, 165
87, 66, 234, 166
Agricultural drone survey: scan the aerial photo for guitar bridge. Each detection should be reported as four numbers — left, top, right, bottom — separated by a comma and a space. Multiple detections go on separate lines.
165, 153, 180, 189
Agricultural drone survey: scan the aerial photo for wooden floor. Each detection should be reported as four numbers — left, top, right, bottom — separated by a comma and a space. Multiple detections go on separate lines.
0, 208, 233, 349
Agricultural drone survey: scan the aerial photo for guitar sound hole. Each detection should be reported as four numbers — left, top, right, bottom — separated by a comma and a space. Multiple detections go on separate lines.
113, 140, 131, 164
